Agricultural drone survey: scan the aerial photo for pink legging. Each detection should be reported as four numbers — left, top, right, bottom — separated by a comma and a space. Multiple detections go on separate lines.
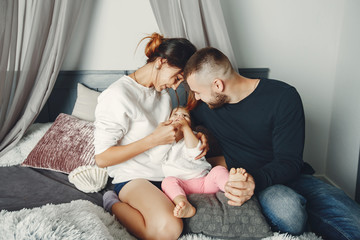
161, 165, 229, 200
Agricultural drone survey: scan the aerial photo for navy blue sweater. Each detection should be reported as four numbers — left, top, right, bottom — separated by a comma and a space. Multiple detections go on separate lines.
191, 79, 306, 192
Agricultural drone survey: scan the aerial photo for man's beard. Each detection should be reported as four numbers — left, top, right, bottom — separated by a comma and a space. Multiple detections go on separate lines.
207, 92, 229, 109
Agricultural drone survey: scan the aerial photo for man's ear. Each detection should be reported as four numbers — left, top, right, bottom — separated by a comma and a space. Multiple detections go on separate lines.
212, 79, 224, 92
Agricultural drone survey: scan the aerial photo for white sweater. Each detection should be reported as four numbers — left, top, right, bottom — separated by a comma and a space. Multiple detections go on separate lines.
94, 76, 172, 183
149, 138, 212, 180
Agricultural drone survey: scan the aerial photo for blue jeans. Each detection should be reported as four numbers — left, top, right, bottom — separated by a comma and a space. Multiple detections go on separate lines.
258, 174, 360, 239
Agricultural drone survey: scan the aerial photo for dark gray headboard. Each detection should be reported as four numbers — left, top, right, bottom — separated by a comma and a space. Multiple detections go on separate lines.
35, 68, 270, 123
356, 150, 360, 203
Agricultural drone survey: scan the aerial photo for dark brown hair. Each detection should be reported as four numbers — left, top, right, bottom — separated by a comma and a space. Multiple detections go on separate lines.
140, 33, 196, 71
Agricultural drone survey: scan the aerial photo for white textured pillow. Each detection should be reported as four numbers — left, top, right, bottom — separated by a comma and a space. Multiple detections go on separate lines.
69, 165, 108, 193
72, 83, 100, 122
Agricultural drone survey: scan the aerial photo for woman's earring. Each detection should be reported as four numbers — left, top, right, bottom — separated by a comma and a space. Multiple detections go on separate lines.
155, 65, 159, 69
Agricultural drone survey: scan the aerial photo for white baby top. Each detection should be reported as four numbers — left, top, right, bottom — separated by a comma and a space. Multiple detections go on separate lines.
149, 138, 212, 180
94, 75, 172, 183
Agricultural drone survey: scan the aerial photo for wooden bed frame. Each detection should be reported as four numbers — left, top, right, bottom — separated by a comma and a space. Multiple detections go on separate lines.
35, 68, 270, 123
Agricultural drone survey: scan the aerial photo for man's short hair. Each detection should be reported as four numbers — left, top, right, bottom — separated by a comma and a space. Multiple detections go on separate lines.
184, 47, 233, 82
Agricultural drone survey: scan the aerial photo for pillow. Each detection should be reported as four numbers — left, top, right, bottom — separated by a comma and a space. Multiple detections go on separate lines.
22, 113, 95, 174
72, 83, 101, 122
68, 165, 108, 193
184, 192, 272, 239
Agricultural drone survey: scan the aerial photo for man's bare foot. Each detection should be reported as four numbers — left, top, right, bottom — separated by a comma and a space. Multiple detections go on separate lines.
173, 201, 196, 218
228, 168, 248, 182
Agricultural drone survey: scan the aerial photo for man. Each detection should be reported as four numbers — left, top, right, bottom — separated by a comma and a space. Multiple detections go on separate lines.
184, 47, 360, 239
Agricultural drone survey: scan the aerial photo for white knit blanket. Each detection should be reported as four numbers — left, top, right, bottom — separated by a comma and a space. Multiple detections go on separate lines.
0, 200, 322, 240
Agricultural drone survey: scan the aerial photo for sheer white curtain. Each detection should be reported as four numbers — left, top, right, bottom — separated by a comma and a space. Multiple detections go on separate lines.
149, 0, 238, 70
0, 0, 84, 158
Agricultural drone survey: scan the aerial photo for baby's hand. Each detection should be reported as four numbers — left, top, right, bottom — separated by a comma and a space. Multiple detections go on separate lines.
172, 117, 189, 131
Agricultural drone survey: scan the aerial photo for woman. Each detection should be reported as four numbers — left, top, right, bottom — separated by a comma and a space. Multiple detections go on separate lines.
94, 33, 205, 240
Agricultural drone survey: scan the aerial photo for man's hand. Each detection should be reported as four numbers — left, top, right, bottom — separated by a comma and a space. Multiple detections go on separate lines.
224, 172, 255, 206
195, 132, 209, 159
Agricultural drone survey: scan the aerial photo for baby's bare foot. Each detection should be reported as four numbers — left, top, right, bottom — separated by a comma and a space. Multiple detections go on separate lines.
173, 201, 196, 218
228, 168, 248, 182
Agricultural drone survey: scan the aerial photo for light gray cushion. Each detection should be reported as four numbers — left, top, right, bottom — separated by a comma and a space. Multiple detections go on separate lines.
72, 83, 100, 122
184, 192, 272, 239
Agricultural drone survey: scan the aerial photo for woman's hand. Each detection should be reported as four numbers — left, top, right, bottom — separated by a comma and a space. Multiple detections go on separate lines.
195, 132, 209, 159
149, 120, 177, 146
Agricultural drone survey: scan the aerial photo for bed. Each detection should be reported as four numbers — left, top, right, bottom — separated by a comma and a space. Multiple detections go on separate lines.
0, 69, 322, 240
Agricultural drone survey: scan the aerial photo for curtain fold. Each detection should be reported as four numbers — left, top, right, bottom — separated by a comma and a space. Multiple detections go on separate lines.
0, 0, 85, 158
149, 0, 238, 69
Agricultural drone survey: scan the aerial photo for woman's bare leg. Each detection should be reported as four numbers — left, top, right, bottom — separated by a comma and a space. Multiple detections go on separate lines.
113, 179, 183, 240
111, 201, 147, 237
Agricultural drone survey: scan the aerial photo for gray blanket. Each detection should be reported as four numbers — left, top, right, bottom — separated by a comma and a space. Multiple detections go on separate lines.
0, 165, 107, 211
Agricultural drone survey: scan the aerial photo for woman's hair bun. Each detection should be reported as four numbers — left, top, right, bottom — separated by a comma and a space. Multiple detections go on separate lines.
137, 32, 196, 70
144, 33, 164, 59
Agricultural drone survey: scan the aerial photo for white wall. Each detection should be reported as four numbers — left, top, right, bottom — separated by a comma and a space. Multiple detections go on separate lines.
220, 0, 345, 176
326, 0, 360, 198
61, 0, 159, 71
